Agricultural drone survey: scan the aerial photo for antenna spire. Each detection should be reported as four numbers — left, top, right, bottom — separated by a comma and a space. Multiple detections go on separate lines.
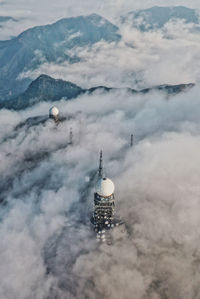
131, 134, 134, 147
98, 150, 103, 178
69, 127, 73, 145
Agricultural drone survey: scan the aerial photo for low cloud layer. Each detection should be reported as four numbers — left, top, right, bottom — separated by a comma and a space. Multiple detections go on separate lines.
20, 21, 200, 89
1, 85, 200, 298
1, 2, 200, 298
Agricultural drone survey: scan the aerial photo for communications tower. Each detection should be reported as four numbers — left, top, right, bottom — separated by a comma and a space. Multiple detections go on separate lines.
92, 151, 118, 243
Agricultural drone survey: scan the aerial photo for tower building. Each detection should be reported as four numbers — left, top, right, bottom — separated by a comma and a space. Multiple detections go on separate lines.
92, 151, 118, 243
91, 151, 126, 244
94, 177, 115, 231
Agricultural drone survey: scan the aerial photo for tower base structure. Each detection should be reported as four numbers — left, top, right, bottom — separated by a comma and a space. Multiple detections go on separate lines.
91, 214, 125, 245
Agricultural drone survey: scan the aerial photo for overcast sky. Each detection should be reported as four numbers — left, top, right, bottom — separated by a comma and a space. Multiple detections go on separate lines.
0, 0, 200, 39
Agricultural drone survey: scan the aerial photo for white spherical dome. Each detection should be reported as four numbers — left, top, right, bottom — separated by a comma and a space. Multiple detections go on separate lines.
49, 106, 59, 117
96, 177, 115, 197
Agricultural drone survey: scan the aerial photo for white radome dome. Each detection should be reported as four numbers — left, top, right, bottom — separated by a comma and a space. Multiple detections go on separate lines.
96, 177, 115, 197
49, 106, 59, 117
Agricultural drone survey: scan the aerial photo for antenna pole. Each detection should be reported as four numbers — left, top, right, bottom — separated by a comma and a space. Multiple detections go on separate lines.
69, 127, 73, 145
131, 134, 134, 147
98, 150, 103, 178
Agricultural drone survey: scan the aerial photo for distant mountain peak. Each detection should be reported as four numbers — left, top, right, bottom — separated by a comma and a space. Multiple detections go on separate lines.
0, 14, 120, 101
0, 74, 84, 110
123, 6, 200, 31
0, 16, 17, 24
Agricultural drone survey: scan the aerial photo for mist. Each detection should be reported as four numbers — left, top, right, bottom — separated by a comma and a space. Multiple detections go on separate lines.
1, 1, 200, 298
0, 84, 200, 299
19, 20, 200, 90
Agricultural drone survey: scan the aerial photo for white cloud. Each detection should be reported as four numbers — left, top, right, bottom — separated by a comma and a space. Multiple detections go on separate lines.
1, 83, 200, 298
18, 22, 200, 89
1, 1, 200, 298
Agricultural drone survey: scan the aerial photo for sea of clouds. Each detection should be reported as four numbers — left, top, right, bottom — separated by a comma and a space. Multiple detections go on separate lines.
1, 1, 200, 298
18, 22, 200, 90
1, 85, 200, 298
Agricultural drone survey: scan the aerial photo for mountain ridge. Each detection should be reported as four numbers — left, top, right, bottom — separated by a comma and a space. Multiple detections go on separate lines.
0, 14, 120, 101
0, 74, 194, 110
0, 6, 198, 103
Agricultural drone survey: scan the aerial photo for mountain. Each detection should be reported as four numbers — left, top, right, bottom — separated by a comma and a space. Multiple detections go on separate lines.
0, 74, 194, 110
141, 83, 195, 94
122, 6, 200, 31
0, 16, 17, 26
0, 75, 83, 110
0, 14, 120, 101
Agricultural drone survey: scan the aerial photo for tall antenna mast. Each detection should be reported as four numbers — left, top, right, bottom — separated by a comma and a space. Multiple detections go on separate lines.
131, 134, 134, 147
98, 150, 103, 179
69, 127, 73, 145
